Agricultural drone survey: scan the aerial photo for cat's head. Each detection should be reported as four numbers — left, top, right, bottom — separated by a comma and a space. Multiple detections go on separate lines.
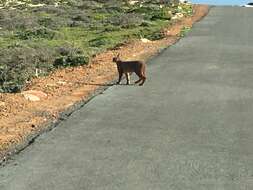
112, 53, 120, 62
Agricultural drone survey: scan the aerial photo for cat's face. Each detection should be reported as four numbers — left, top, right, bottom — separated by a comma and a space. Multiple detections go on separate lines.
112, 57, 119, 62
113, 54, 120, 62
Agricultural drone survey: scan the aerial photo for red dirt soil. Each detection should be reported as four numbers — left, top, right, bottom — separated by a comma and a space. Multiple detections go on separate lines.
0, 5, 209, 161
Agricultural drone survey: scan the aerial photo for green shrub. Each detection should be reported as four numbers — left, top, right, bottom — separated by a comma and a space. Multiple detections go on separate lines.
72, 0, 102, 9
144, 31, 165, 40
15, 27, 56, 40
38, 16, 55, 27
54, 55, 89, 67
31, 0, 60, 5
0, 10, 39, 30
54, 45, 89, 67
151, 7, 172, 20
179, 26, 191, 37
103, 25, 121, 32
89, 36, 113, 47
107, 13, 143, 28
34, 5, 67, 15
38, 14, 70, 29
179, 3, 193, 16
0, 46, 55, 92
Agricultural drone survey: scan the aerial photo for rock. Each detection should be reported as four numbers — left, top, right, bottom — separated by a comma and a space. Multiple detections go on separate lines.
57, 81, 67, 85
23, 94, 41, 102
0, 101, 5, 107
46, 83, 57, 87
54, 2, 59, 7
171, 13, 184, 20
129, 0, 139, 5
176, 13, 184, 18
27, 3, 45, 7
177, 6, 183, 10
141, 38, 151, 43
22, 90, 47, 102
180, 0, 190, 3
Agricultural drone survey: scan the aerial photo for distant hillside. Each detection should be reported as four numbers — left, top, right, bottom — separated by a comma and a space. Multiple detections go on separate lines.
0, 0, 190, 93
0, 0, 66, 7
0, 0, 181, 9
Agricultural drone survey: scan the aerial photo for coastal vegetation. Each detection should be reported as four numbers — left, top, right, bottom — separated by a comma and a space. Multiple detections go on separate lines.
0, 0, 192, 92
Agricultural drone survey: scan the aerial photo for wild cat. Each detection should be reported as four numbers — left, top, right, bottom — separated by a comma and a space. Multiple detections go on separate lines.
112, 54, 146, 86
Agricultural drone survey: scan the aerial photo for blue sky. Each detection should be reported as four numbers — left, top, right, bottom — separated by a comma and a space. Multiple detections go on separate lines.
191, 0, 250, 5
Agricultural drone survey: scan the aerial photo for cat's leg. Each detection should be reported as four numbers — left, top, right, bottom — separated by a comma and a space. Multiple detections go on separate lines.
125, 73, 131, 85
134, 72, 143, 84
134, 78, 142, 84
135, 72, 146, 86
139, 76, 146, 86
117, 71, 123, 84
139, 67, 146, 86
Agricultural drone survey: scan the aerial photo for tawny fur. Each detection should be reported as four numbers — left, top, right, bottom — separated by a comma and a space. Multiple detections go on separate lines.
112, 54, 146, 86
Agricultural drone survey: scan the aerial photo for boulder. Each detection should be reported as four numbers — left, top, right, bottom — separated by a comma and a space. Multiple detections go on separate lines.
0, 101, 5, 107
22, 90, 47, 102
141, 38, 151, 43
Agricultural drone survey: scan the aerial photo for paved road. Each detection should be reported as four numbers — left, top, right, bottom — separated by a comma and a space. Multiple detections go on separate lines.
1, 6, 253, 190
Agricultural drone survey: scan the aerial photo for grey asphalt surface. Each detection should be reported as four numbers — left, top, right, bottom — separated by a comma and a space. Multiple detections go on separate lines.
1, 6, 253, 190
